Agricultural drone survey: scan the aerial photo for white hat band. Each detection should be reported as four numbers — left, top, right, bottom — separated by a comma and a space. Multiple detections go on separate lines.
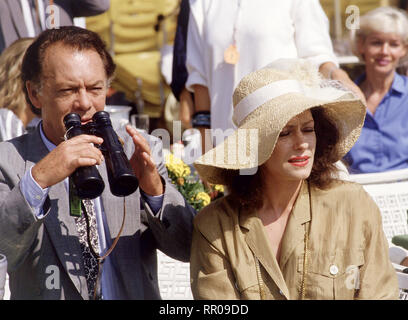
232, 79, 348, 126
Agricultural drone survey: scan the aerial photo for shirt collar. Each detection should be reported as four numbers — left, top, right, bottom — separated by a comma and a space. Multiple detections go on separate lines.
391, 72, 405, 94
355, 71, 405, 95
39, 121, 57, 152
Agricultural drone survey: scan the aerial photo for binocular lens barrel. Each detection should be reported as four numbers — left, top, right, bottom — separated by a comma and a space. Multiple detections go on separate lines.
92, 111, 139, 197
63, 113, 105, 199
63, 111, 139, 199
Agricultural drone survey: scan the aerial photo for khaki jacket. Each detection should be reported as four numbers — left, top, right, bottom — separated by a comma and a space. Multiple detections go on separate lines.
190, 180, 399, 300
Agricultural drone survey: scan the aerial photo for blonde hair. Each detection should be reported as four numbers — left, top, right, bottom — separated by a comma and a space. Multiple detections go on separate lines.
0, 38, 34, 120
350, 7, 408, 61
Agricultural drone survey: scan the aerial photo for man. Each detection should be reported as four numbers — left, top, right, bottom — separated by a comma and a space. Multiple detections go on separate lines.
0, 26, 195, 300
0, 0, 110, 53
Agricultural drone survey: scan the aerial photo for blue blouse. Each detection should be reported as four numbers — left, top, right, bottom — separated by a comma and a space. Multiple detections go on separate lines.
344, 72, 408, 173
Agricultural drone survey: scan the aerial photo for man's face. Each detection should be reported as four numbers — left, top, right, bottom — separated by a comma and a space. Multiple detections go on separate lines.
28, 43, 108, 145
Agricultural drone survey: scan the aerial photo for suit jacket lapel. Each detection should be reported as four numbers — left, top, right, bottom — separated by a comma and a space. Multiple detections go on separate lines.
279, 181, 311, 270
44, 180, 88, 299
240, 207, 290, 299
25, 126, 88, 299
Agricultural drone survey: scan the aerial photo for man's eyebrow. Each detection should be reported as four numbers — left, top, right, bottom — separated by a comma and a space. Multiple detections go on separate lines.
87, 80, 105, 86
55, 80, 105, 88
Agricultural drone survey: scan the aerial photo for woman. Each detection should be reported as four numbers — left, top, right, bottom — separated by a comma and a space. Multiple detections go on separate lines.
0, 37, 38, 142
344, 6, 408, 173
186, 0, 364, 155
190, 60, 399, 299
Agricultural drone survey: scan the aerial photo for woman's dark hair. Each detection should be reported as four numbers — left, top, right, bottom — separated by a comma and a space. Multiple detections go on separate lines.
223, 107, 340, 209
308, 107, 341, 189
21, 26, 116, 115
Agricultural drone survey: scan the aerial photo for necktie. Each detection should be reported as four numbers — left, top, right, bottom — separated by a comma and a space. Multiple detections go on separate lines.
75, 199, 100, 299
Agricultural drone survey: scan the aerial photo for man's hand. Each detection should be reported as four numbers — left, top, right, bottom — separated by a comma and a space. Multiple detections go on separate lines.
126, 125, 164, 196
31, 135, 104, 189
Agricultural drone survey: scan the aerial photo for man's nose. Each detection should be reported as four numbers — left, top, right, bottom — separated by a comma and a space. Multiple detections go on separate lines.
74, 89, 92, 110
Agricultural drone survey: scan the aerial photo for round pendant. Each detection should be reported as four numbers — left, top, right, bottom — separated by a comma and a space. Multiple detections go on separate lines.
224, 44, 240, 65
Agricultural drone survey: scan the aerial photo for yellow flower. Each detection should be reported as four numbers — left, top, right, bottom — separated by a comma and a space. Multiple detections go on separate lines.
195, 192, 211, 207
213, 184, 225, 193
165, 153, 191, 178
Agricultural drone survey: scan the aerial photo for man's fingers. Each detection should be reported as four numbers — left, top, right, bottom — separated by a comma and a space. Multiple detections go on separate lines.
76, 157, 98, 167
62, 140, 104, 164
66, 134, 103, 146
127, 125, 152, 156
141, 152, 156, 168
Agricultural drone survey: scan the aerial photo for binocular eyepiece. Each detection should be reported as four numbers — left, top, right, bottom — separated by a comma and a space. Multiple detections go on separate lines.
64, 111, 139, 199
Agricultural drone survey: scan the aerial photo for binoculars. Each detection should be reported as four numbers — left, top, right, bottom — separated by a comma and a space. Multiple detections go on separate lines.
63, 111, 139, 199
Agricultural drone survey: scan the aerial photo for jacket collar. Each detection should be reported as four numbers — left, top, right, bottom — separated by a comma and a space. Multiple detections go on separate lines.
238, 180, 311, 299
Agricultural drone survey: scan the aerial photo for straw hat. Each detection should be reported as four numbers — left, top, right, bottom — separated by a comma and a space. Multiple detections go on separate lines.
193, 59, 366, 185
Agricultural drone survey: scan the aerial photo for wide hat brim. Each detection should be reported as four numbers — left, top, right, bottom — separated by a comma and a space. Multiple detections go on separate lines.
194, 92, 366, 185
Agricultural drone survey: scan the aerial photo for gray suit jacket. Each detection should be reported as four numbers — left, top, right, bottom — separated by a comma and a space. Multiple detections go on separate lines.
0, 0, 110, 53
0, 124, 196, 299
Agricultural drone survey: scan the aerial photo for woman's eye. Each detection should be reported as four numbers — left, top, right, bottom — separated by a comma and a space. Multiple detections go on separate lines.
303, 127, 315, 132
279, 131, 290, 137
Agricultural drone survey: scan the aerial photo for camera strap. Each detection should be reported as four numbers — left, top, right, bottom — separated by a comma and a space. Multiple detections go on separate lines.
90, 197, 127, 300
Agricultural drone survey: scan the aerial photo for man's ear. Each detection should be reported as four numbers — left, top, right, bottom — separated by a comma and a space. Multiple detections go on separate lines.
26, 81, 42, 109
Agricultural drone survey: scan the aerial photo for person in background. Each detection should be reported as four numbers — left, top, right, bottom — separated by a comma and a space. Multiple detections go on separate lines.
0, 0, 110, 53
344, 6, 408, 173
0, 38, 39, 142
170, 0, 194, 130
0, 26, 195, 300
190, 60, 398, 300
185, 0, 365, 158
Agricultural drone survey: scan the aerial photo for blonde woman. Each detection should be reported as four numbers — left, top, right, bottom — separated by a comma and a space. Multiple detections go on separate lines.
345, 7, 408, 173
190, 60, 399, 300
0, 38, 38, 142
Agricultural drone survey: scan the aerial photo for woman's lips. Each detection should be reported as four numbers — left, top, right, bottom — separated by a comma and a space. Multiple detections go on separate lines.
376, 59, 390, 66
288, 156, 310, 167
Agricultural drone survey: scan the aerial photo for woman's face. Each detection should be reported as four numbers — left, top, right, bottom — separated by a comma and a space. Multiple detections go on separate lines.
262, 110, 316, 184
358, 31, 407, 76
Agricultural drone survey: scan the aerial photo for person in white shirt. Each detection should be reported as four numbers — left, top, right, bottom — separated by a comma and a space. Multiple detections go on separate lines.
186, 0, 365, 155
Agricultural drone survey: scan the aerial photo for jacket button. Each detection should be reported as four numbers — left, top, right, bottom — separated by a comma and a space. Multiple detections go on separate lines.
279, 289, 284, 295
329, 264, 339, 275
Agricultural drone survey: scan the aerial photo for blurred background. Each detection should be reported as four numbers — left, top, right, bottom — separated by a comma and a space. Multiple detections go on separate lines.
84, 0, 407, 137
